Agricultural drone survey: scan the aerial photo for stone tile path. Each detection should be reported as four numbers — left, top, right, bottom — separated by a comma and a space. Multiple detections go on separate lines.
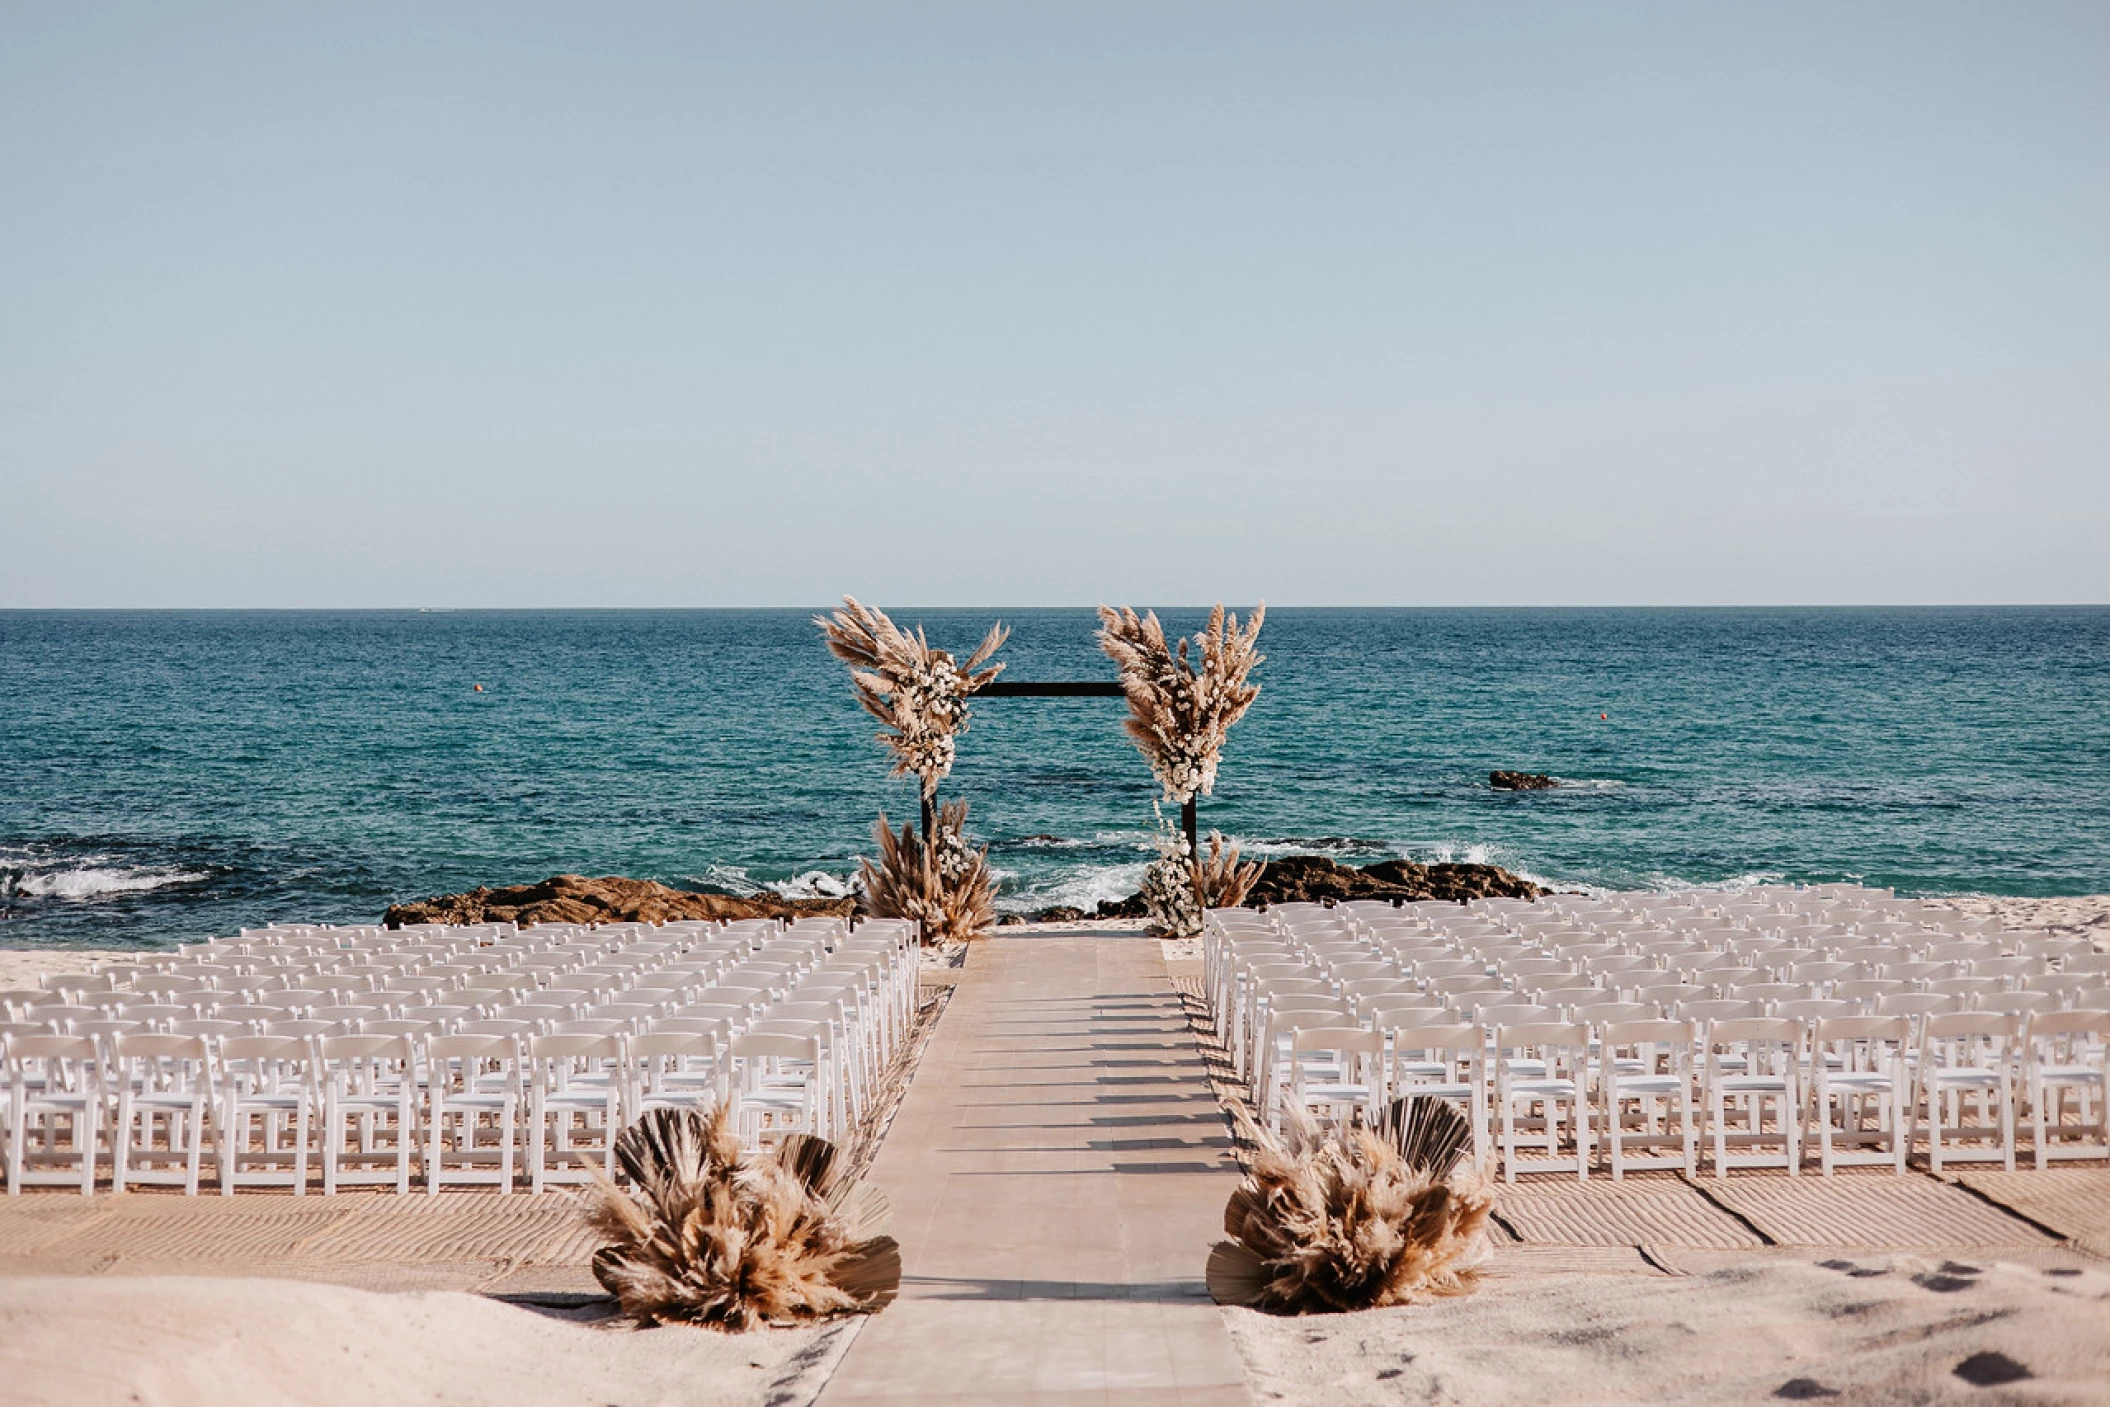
819, 929, 1249, 1406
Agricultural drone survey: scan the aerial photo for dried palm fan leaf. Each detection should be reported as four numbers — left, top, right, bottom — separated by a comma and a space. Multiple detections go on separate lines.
1190, 830, 1261, 911
858, 799, 997, 943
1206, 1098, 1492, 1314
1096, 602, 1264, 810
816, 597, 1008, 804
587, 1104, 901, 1330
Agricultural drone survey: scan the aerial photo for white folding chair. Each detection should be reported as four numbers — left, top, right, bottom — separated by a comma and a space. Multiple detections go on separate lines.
1600, 1019, 1697, 1178
1811, 1016, 1910, 1175
317, 1034, 418, 1195
1377, 1019, 1490, 1173
627, 1030, 729, 1119
218, 1034, 317, 1194
1281, 1027, 1384, 1132
2024, 1010, 2107, 1168
731, 1031, 825, 1147
526, 1033, 623, 1192
425, 1033, 521, 1193
6, 1034, 102, 1195
1920, 1012, 2018, 1173
1494, 1022, 1592, 1182
1704, 1017, 1804, 1177
110, 1033, 216, 1195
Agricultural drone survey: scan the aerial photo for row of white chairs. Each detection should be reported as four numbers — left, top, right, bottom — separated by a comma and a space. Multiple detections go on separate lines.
3, 914, 922, 1195
1205, 886, 2108, 1180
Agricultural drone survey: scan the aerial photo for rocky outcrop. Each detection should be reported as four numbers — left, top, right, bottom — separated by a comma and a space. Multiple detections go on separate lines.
1490, 771, 1558, 791
1241, 854, 1542, 906
383, 873, 854, 929
1028, 854, 1543, 922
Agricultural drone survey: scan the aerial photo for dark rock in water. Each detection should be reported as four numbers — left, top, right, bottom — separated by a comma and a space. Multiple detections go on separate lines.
1031, 905, 1090, 923
383, 873, 854, 928
996, 913, 1027, 926
1243, 854, 1544, 907
1095, 895, 1149, 919
1490, 771, 1559, 791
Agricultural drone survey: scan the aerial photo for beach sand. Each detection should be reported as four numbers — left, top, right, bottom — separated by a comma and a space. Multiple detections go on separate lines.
1224, 1250, 2110, 1405
0, 1274, 852, 1407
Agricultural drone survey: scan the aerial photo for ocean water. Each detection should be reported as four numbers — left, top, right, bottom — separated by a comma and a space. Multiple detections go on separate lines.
2, 607, 2106, 950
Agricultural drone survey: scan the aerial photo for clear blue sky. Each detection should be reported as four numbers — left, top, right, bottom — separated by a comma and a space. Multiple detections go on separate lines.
3, 3, 2105, 607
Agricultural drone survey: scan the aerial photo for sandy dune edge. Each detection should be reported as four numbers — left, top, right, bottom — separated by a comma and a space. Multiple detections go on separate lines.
0, 1275, 852, 1407
1225, 1251, 2110, 1405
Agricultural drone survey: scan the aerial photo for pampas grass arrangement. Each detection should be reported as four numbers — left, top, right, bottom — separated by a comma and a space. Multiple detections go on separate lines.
1097, 602, 1265, 815
860, 799, 997, 944
588, 1105, 901, 1331
1206, 1098, 1493, 1315
1191, 830, 1261, 910
816, 596, 1008, 814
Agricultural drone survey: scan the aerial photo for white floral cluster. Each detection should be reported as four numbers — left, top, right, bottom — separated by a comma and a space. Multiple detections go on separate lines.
1138, 806, 1202, 936
890, 651, 971, 794
933, 816, 979, 886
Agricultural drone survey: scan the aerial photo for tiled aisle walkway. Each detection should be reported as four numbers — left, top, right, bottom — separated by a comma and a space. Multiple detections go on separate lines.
820, 930, 1248, 1406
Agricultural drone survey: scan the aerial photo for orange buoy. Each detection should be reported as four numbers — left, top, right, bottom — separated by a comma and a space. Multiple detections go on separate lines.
1600, 712, 1607, 720
474, 684, 484, 692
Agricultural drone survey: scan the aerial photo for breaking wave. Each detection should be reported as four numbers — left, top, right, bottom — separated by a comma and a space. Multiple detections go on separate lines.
6, 862, 209, 902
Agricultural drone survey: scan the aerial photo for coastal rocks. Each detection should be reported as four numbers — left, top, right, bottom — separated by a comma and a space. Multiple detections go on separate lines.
1055, 855, 1545, 920
1243, 854, 1543, 906
382, 873, 854, 928
1490, 771, 1559, 791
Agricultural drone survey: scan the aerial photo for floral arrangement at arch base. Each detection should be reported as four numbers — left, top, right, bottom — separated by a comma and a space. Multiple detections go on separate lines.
860, 799, 998, 945
1206, 1097, 1493, 1314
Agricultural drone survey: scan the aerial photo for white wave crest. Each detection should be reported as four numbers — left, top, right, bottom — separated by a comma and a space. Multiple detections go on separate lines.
997, 860, 1151, 915
767, 869, 860, 901
10, 865, 207, 902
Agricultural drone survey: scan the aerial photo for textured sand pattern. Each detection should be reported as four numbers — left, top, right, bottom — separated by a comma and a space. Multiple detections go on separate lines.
1494, 1175, 1765, 1249
1700, 1171, 2059, 1248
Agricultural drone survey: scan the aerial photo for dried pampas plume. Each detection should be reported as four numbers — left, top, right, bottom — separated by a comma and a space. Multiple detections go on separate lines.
1191, 831, 1261, 911
587, 1105, 901, 1330
1206, 1098, 1493, 1315
816, 596, 1008, 800
1097, 603, 1264, 806
860, 799, 997, 944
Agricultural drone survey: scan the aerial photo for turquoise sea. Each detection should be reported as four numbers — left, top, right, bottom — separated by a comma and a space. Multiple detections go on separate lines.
2, 608, 2106, 949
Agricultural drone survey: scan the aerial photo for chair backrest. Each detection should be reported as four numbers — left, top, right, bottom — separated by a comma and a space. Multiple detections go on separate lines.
1288, 1026, 1382, 1055
1384, 1022, 1484, 1058
1676, 999, 1763, 1023
1876, 992, 1961, 1018
530, 1032, 623, 1062
1773, 998, 1855, 1023
318, 1034, 414, 1063
220, 1034, 312, 1065
733, 1031, 822, 1061
630, 1030, 719, 1061
428, 1033, 523, 1063
1922, 1011, 2019, 1065
2026, 1009, 2110, 1044
1494, 1021, 1588, 1053
112, 1032, 211, 1062
1571, 1002, 1655, 1028
1815, 1014, 1910, 1046
1707, 1016, 1804, 1050
1601, 1018, 1694, 1051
